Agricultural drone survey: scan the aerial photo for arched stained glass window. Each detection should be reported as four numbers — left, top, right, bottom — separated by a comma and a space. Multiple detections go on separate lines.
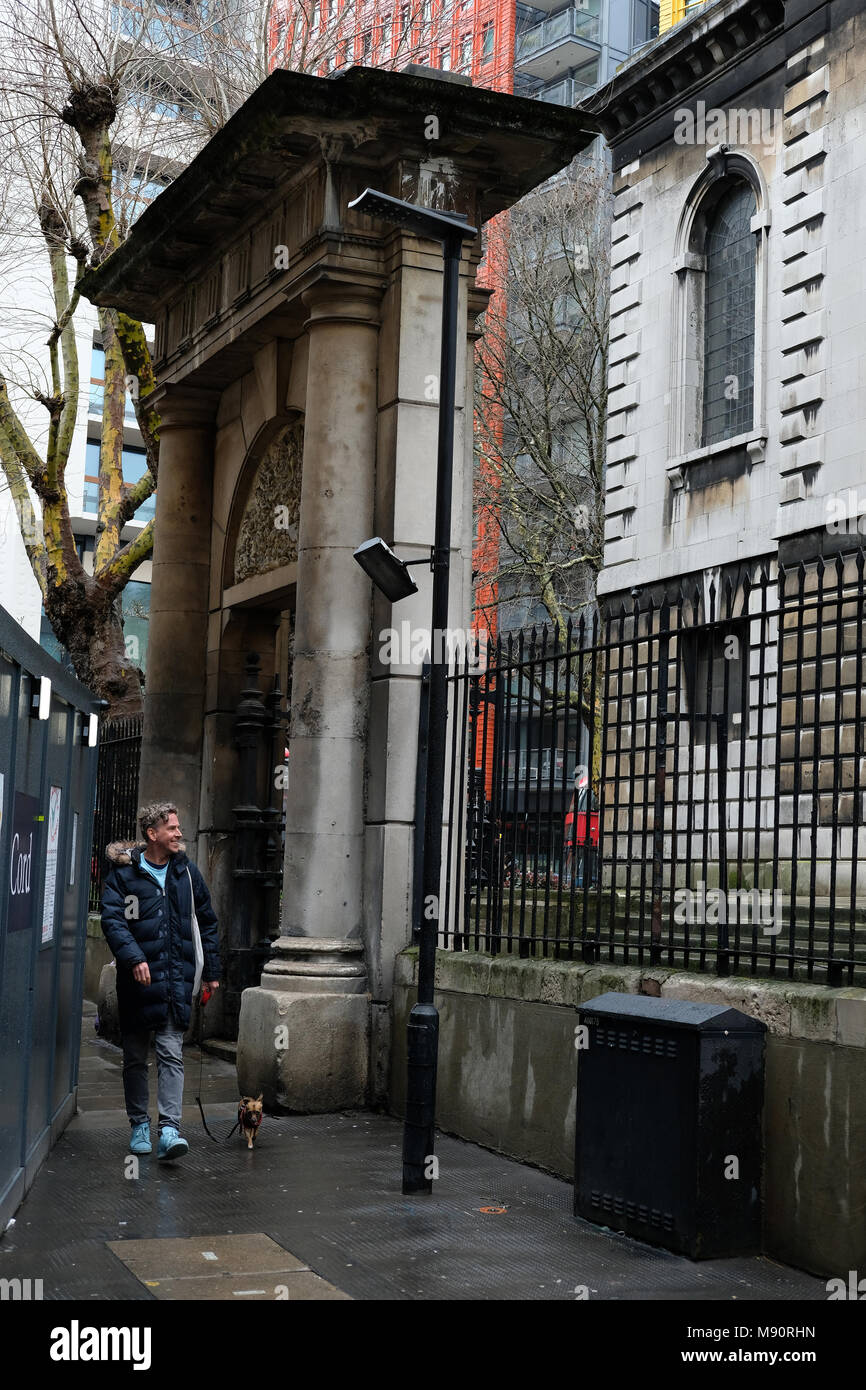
702, 182, 757, 446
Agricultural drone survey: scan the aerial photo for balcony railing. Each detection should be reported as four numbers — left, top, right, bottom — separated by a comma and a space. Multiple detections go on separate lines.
531, 76, 594, 107
516, 5, 601, 63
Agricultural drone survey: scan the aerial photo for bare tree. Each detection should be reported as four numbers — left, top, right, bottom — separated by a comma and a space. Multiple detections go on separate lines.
472, 157, 611, 785
0, 0, 425, 716
474, 157, 611, 643
0, 0, 232, 714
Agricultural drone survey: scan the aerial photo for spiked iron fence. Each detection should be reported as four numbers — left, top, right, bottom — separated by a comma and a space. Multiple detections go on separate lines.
442, 551, 866, 986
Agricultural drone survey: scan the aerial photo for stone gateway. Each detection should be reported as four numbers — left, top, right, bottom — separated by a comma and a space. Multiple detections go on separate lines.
83, 65, 597, 1109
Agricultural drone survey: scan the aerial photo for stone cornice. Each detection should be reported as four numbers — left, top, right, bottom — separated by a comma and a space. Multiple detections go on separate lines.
580, 0, 785, 144
81, 65, 597, 323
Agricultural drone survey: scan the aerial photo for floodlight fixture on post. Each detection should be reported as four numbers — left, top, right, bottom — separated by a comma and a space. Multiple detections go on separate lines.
348, 186, 477, 1195
353, 537, 421, 603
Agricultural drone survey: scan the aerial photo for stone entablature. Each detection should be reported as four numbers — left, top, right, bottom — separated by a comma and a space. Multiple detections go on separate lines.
90, 67, 599, 391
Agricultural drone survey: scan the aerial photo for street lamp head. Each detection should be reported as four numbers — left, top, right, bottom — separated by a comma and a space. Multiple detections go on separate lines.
348, 188, 477, 243
353, 537, 419, 603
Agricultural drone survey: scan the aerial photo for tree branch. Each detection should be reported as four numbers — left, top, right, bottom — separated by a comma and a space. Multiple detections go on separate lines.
94, 516, 154, 594
0, 421, 48, 596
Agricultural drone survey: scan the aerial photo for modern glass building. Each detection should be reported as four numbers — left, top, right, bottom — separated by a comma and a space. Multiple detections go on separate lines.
515, 0, 659, 107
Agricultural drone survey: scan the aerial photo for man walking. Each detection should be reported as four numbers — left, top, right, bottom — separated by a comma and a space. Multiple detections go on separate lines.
100, 802, 221, 1160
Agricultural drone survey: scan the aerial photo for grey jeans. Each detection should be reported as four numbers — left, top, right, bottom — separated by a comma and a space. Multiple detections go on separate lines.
122, 1019, 185, 1132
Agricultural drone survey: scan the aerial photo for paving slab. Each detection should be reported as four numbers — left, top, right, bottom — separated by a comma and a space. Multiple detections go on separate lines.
105, 1232, 309, 1279
105, 1233, 350, 1300
142, 1271, 350, 1300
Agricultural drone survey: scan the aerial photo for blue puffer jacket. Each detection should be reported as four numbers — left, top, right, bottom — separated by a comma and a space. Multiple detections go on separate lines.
100, 841, 221, 1034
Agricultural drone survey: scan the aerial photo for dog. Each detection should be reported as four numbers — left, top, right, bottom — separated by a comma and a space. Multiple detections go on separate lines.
238, 1095, 264, 1150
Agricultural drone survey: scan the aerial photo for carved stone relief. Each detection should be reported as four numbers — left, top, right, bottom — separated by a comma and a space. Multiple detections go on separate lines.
234, 419, 303, 584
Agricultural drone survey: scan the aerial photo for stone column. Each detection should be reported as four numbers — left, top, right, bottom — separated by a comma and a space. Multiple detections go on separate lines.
137, 385, 218, 861
363, 240, 478, 1102
237, 279, 381, 1110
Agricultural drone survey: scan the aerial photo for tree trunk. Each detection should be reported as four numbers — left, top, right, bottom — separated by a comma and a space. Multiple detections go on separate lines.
43, 577, 143, 719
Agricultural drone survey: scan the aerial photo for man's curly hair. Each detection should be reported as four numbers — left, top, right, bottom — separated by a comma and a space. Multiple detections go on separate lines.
138, 801, 179, 843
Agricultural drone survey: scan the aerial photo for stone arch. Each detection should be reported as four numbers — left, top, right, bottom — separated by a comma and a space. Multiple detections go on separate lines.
222, 414, 304, 594
674, 146, 769, 263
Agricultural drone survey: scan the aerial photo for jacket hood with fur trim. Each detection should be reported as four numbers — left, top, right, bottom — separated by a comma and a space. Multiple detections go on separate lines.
105, 839, 188, 865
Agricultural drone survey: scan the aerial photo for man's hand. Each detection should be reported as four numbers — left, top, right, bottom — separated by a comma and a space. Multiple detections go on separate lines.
205, 981, 219, 991
132, 962, 151, 986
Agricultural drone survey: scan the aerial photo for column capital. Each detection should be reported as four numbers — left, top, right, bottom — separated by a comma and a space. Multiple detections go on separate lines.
150, 382, 222, 430
301, 275, 384, 330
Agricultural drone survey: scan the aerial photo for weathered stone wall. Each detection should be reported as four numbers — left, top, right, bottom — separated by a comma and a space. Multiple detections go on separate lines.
599, 5, 866, 590
391, 948, 866, 1278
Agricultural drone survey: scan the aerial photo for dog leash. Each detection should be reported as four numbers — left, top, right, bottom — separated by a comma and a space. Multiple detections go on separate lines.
194, 987, 242, 1143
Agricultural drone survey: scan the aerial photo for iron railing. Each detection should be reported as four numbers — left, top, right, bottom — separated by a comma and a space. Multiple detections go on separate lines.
88, 713, 143, 910
442, 552, 866, 986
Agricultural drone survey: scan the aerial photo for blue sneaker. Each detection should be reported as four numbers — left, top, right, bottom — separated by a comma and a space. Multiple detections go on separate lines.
157, 1126, 189, 1161
129, 1121, 151, 1154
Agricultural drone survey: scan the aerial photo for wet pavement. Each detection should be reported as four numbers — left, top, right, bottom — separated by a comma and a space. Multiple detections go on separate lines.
0, 1002, 828, 1302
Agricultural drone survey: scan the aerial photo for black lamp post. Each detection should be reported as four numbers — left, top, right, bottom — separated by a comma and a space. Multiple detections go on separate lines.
349, 187, 477, 1194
